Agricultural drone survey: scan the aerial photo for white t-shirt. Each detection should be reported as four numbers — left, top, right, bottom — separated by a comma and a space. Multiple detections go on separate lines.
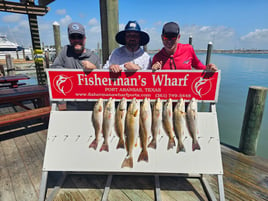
103, 46, 151, 70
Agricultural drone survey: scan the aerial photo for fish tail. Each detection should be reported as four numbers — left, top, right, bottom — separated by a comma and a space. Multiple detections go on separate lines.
167, 137, 176, 150
116, 138, 125, 149
100, 143, 109, 152
137, 149, 149, 162
176, 141, 185, 153
121, 156, 133, 168
192, 141, 201, 151
148, 139, 157, 149
89, 139, 98, 150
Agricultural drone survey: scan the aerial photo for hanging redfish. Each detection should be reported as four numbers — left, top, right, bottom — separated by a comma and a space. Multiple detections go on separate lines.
162, 98, 176, 150
122, 98, 140, 168
100, 98, 115, 152
138, 97, 151, 162
186, 98, 201, 151
173, 98, 186, 153
148, 98, 162, 149
115, 98, 127, 149
89, 98, 104, 150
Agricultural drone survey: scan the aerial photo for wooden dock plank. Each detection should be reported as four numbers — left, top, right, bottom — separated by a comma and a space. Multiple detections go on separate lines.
0, 140, 17, 201
53, 190, 86, 201
0, 124, 268, 201
25, 130, 47, 158
220, 146, 268, 201
70, 174, 105, 200
159, 176, 208, 201
13, 133, 45, 194
1, 138, 38, 201
111, 175, 154, 201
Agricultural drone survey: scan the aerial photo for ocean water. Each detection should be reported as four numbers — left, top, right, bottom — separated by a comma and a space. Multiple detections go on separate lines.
25, 53, 268, 159
198, 53, 268, 159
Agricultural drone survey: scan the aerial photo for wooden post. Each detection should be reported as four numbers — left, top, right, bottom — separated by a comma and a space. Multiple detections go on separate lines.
0, 64, 5, 76
189, 35, 192, 45
53, 21, 61, 57
97, 42, 102, 65
143, 45, 148, 52
205, 42, 213, 66
239, 86, 268, 155
23, 48, 26, 60
5, 54, 15, 76
99, 0, 119, 65
45, 51, 50, 69
16, 50, 19, 59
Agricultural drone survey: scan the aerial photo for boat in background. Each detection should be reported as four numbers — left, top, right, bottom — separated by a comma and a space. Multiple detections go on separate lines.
0, 34, 33, 60
0, 34, 22, 51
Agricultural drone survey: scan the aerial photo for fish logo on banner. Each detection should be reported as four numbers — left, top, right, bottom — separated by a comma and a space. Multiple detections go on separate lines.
191, 77, 212, 98
53, 74, 73, 96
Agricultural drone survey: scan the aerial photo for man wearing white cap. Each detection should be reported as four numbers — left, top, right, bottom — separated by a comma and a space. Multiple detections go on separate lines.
103, 21, 151, 72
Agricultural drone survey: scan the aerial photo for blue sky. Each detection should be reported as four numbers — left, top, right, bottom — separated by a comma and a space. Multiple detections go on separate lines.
0, 0, 267, 50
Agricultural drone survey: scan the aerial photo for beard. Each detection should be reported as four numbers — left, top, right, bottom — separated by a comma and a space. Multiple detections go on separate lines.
126, 40, 139, 51
73, 44, 84, 53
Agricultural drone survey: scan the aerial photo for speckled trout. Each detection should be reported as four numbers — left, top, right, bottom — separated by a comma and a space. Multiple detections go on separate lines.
121, 98, 139, 168
163, 98, 176, 150
148, 98, 162, 149
100, 98, 115, 152
186, 98, 201, 151
173, 98, 186, 153
115, 98, 127, 149
138, 97, 151, 162
89, 98, 104, 150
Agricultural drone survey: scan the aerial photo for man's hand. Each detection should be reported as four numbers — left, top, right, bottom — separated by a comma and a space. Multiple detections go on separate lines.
124, 62, 141, 71
58, 102, 66, 111
109, 64, 122, 73
152, 61, 162, 70
81, 60, 96, 70
206, 63, 218, 71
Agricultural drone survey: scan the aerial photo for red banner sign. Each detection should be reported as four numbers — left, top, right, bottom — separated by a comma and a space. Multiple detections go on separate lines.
47, 69, 220, 102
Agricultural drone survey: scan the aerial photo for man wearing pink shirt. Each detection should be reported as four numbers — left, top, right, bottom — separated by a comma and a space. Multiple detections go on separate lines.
152, 22, 217, 71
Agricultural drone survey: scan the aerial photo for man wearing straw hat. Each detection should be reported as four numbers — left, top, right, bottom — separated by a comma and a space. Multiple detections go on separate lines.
103, 20, 151, 72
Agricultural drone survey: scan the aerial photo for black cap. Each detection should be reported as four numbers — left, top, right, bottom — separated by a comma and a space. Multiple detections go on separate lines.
162, 22, 180, 35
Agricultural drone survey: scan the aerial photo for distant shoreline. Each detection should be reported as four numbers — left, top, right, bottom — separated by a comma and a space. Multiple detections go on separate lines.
148, 49, 268, 54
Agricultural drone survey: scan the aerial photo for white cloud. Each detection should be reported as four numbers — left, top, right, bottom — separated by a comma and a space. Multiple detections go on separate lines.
2, 14, 22, 23
89, 26, 101, 33
59, 15, 72, 27
119, 23, 125, 31
179, 25, 236, 49
88, 18, 98, 26
56, 9, 67, 15
145, 27, 162, 50
138, 19, 146, 25
240, 29, 268, 41
154, 21, 163, 27
239, 29, 268, 49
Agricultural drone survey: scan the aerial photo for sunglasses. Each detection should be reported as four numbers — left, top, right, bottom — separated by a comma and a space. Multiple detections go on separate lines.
70, 34, 84, 40
163, 35, 178, 41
